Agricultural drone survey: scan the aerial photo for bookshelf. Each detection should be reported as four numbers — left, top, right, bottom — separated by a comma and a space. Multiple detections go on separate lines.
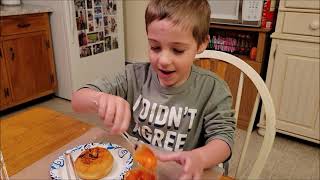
195, 23, 272, 130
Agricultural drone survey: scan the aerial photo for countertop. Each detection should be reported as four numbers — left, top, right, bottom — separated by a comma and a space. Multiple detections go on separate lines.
0, 4, 53, 17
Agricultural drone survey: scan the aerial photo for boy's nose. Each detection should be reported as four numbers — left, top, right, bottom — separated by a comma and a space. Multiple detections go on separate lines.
158, 51, 172, 66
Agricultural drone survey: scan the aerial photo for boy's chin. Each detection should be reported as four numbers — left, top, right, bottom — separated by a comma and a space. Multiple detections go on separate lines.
159, 79, 176, 87
159, 78, 187, 88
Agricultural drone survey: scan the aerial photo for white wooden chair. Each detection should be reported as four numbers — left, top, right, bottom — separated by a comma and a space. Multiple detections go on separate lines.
195, 50, 276, 179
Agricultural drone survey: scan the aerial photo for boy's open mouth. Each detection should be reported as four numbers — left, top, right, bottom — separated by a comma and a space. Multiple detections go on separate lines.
159, 69, 175, 75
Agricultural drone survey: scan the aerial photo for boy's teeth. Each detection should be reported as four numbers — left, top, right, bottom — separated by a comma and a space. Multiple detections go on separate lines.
161, 70, 173, 74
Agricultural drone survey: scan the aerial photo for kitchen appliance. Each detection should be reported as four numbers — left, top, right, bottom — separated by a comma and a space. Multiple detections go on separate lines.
23, 0, 125, 99
209, 0, 264, 27
1, 0, 21, 5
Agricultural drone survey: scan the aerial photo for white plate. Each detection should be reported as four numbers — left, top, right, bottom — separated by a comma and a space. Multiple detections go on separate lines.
50, 142, 133, 180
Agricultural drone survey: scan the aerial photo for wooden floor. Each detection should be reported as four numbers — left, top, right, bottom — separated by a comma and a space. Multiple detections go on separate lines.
1, 96, 319, 179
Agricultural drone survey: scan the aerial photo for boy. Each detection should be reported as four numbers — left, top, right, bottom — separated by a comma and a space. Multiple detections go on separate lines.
72, 0, 235, 179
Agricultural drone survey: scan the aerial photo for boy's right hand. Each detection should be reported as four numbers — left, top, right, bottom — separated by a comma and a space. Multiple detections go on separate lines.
95, 93, 131, 135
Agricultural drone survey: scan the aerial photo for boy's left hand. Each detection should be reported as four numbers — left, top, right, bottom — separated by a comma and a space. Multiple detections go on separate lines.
157, 150, 205, 180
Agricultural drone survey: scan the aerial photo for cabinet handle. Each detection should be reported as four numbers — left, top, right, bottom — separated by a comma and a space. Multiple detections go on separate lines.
50, 74, 54, 84
17, 23, 31, 28
45, 40, 50, 49
9, 48, 14, 61
4, 88, 9, 97
0, 48, 2, 60
6, 88, 9, 97
273, 44, 278, 59
309, 21, 319, 30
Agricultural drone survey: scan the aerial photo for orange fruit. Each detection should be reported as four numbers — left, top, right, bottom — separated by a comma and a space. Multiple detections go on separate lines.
250, 47, 257, 60
125, 144, 158, 180
124, 167, 156, 180
133, 144, 157, 171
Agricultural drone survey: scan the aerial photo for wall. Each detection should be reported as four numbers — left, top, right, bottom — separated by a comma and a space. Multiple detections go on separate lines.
23, 0, 149, 63
123, 0, 149, 63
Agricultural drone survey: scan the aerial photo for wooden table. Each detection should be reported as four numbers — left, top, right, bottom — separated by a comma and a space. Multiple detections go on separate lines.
10, 127, 224, 179
2, 107, 224, 179
0, 107, 91, 176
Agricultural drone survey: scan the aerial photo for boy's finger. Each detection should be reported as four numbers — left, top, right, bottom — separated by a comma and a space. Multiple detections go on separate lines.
98, 96, 107, 120
179, 173, 191, 180
157, 152, 181, 162
111, 101, 125, 134
104, 99, 116, 126
193, 172, 202, 180
119, 104, 131, 133
183, 157, 191, 172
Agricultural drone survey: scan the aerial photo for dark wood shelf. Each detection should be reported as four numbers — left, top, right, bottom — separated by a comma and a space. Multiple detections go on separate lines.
202, 24, 272, 130
210, 23, 272, 33
236, 54, 255, 62
231, 54, 261, 63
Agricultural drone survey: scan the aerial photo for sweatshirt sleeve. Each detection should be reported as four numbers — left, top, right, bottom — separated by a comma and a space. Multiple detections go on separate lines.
203, 80, 236, 153
81, 66, 129, 99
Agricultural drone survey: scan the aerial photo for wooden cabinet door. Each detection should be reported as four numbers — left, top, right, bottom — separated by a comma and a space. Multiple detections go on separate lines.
270, 40, 320, 140
32, 32, 56, 94
3, 32, 54, 103
0, 42, 13, 109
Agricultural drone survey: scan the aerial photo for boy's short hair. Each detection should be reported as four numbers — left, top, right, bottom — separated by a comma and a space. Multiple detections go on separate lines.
145, 0, 211, 46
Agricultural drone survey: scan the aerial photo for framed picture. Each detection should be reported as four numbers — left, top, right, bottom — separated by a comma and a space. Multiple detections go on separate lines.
93, 43, 105, 54
94, 0, 102, 6
87, 33, 98, 43
105, 36, 111, 51
80, 46, 93, 58
87, 0, 93, 9
75, 0, 86, 9
76, 10, 87, 30
74, 0, 120, 57
78, 31, 88, 46
88, 10, 93, 21
111, 36, 118, 49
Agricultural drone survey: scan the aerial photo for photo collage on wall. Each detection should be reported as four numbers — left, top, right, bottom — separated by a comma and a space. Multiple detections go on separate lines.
75, 0, 119, 58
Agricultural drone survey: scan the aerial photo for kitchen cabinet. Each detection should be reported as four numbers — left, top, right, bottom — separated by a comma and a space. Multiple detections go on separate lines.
195, 24, 270, 130
0, 42, 13, 108
257, 0, 320, 143
0, 13, 56, 111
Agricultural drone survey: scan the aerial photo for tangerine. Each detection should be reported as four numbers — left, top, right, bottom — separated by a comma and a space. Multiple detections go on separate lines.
133, 144, 157, 171
124, 168, 156, 180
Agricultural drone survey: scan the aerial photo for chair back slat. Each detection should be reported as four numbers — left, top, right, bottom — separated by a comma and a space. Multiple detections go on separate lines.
195, 50, 276, 179
234, 72, 244, 124
235, 94, 260, 177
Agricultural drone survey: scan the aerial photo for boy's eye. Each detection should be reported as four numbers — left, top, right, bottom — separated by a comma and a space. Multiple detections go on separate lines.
150, 46, 161, 52
173, 48, 185, 54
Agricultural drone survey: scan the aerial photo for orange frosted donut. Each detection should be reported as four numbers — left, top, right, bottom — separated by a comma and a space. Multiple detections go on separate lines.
74, 147, 114, 180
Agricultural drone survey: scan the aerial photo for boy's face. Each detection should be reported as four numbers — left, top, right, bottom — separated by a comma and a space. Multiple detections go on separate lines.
147, 19, 208, 87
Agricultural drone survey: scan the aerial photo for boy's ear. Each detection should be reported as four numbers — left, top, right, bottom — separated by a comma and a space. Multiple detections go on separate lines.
197, 35, 210, 54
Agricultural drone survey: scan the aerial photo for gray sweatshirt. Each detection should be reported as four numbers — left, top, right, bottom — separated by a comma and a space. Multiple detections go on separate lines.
84, 63, 235, 152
